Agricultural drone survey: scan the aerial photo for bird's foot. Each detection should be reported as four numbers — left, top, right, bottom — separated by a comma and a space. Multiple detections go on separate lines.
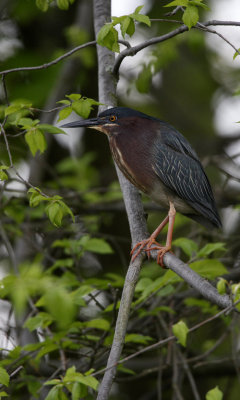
131, 237, 168, 266
153, 245, 171, 267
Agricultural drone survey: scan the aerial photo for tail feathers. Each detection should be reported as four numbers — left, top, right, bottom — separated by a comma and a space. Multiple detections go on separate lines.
186, 201, 222, 229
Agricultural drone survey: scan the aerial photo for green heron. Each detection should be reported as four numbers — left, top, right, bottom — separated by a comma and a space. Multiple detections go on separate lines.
62, 107, 221, 265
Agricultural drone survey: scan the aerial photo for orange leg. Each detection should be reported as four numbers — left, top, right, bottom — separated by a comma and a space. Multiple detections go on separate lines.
131, 202, 176, 267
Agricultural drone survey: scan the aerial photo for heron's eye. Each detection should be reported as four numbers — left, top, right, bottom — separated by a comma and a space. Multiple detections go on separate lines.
109, 115, 117, 122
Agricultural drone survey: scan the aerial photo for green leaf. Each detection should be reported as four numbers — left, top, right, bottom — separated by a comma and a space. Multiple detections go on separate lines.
135, 277, 152, 292
57, 0, 69, 10
84, 238, 113, 254
134, 270, 181, 305
44, 379, 61, 386
30, 195, 46, 208
5, 99, 32, 116
5, 104, 22, 116
72, 382, 87, 400
172, 320, 189, 347
104, 300, 120, 313
117, 365, 136, 375
136, 64, 152, 93
57, 99, 71, 105
28, 189, 47, 207
44, 287, 76, 329
197, 242, 226, 258
17, 118, 39, 129
120, 17, 135, 37
184, 298, 218, 315
98, 23, 112, 41
79, 98, 100, 118
36, 0, 49, 12
58, 106, 72, 122
57, 200, 75, 223
125, 334, 153, 344
66, 94, 81, 101
190, 259, 227, 279
132, 12, 151, 27
173, 237, 198, 258
24, 313, 53, 331
165, 0, 189, 7
134, 5, 144, 14
25, 128, 47, 156
45, 386, 61, 400
183, 5, 199, 29
72, 99, 90, 118
63, 367, 99, 390
217, 278, 227, 295
0, 392, 8, 398
97, 24, 120, 53
84, 318, 110, 331
0, 166, 9, 181
231, 283, 240, 296
45, 202, 63, 227
189, 1, 210, 10
233, 49, 240, 60
206, 386, 223, 400
72, 285, 93, 298
38, 124, 66, 134
105, 273, 124, 287
0, 368, 9, 387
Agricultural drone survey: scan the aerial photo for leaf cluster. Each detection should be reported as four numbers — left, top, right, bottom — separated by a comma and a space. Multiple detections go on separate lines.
97, 6, 151, 52
165, 0, 210, 29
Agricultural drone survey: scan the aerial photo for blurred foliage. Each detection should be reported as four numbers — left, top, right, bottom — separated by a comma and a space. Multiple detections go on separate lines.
0, 0, 240, 399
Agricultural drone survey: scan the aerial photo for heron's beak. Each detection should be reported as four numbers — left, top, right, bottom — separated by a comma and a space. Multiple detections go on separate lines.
61, 117, 105, 129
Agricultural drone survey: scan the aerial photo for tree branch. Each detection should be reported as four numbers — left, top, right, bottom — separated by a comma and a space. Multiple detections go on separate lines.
163, 253, 231, 308
0, 42, 97, 76
113, 19, 240, 75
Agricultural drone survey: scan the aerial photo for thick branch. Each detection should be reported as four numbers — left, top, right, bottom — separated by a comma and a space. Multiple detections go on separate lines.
163, 253, 231, 308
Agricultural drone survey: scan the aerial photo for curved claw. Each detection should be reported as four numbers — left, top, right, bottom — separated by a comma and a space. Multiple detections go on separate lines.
130, 239, 149, 262
131, 239, 172, 268
156, 246, 171, 267
131, 238, 163, 263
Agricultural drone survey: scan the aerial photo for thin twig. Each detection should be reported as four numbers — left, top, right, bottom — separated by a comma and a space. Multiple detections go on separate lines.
188, 330, 230, 364
177, 350, 201, 400
0, 222, 17, 274
0, 40, 130, 77
1, 74, 9, 105
0, 123, 13, 166
197, 22, 240, 57
92, 300, 239, 378
0, 41, 97, 75
172, 346, 184, 400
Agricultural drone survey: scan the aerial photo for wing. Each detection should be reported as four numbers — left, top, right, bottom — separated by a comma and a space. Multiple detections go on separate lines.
159, 121, 199, 161
153, 141, 221, 228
